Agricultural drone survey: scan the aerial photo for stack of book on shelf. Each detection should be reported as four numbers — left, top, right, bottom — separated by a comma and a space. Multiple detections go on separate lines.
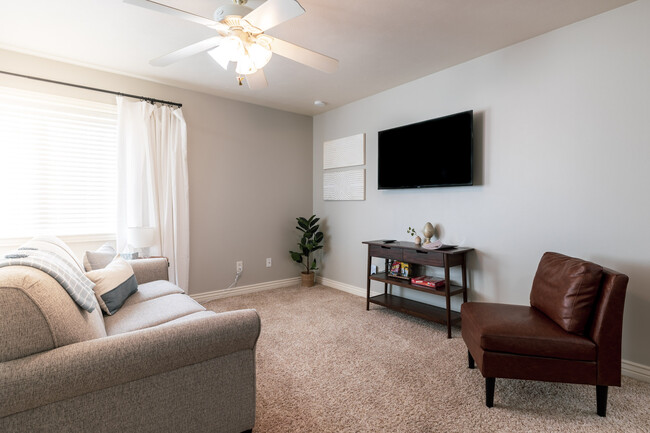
410, 275, 446, 289
388, 261, 411, 279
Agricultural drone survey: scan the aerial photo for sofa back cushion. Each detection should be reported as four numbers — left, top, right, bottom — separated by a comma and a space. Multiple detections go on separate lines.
0, 266, 106, 362
530, 252, 603, 335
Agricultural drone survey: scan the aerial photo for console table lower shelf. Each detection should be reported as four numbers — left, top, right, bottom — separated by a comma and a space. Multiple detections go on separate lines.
369, 293, 461, 325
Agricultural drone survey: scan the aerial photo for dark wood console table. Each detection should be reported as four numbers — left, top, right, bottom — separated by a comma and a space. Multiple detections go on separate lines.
363, 240, 473, 338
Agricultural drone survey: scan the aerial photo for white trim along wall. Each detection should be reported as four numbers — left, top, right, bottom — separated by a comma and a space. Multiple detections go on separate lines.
190, 277, 301, 303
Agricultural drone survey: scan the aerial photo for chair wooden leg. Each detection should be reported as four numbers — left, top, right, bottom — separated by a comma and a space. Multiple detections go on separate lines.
485, 377, 495, 408
597, 385, 608, 417
468, 351, 475, 369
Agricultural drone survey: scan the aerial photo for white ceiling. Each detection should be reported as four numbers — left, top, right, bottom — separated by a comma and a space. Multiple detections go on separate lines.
0, 0, 635, 115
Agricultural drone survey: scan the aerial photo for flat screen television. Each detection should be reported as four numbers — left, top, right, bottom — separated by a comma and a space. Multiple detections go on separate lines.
377, 110, 473, 189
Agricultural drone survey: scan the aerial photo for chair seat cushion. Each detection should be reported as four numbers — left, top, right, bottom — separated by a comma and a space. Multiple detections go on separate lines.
461, 302, 596, 361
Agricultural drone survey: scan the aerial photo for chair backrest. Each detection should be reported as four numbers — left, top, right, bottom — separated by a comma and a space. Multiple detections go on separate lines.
530, 252, 604, 335
588, 268, 629, 386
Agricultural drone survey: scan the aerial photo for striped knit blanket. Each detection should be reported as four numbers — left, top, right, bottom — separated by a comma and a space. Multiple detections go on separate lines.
0, 248, 97, 312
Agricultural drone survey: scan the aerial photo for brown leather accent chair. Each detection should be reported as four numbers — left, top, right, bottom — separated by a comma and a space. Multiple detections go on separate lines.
461, 252, 629, 416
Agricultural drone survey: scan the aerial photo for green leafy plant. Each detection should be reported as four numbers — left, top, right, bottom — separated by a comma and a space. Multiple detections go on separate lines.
407, 227, 417, 237
290, 215, 324, 273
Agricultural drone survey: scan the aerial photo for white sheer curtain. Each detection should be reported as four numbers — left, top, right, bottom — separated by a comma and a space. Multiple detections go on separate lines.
116, 96, 190, 290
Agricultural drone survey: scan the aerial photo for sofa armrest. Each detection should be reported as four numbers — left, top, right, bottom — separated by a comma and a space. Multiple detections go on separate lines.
0, 309, 261, 418
128, 257, 169, 283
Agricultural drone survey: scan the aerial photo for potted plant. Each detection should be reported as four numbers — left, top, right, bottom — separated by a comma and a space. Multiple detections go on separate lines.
290, 215, 324, 287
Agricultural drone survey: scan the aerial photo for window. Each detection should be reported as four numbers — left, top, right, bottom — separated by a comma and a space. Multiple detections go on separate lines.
0, 86, 118, 241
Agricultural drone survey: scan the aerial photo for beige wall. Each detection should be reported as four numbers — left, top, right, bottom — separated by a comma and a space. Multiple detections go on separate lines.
0, 49, 313, 293
313, 0, 650, 368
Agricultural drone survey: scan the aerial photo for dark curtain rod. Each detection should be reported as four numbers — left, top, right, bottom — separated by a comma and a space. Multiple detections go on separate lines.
0, 70, 182, 108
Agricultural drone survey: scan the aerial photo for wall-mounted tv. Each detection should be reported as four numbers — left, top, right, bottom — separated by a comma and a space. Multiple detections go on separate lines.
377, 110, 473, 189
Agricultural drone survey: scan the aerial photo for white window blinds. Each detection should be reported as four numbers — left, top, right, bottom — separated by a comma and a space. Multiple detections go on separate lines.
0, 86, 118, 240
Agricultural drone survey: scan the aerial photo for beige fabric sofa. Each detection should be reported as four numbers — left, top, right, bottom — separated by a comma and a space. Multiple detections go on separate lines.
0, 258, 260, 433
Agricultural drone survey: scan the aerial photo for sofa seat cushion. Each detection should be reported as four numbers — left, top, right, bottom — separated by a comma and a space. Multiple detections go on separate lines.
159, 311, 219, 327
461, 302, 596, 361
121, 280, 184, 307
104, 293, 205, 335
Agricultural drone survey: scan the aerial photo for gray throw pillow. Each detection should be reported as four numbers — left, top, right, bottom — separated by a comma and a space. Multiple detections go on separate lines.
83, 244, 117, 271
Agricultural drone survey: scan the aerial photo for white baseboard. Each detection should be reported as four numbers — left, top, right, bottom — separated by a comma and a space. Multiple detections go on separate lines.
190, 277, 300, 304
318, 276, 650, 383
622, 359, 650, 382
317, 276, 382, 298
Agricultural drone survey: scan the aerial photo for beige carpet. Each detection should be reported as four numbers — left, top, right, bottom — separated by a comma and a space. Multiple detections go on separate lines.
203, 285, 650, 433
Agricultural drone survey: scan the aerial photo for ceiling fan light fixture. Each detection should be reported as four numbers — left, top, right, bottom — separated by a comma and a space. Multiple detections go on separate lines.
224, 35, 246, 62
208, 33, 248, 70
207, 46, 231, 70
248, 39, 272, 69
235, 55, 257, 75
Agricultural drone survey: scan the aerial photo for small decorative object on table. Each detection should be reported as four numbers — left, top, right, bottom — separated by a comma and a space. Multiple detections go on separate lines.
422, 240, 457, 250
407, 226, 421, 245
422, 222, 435, 245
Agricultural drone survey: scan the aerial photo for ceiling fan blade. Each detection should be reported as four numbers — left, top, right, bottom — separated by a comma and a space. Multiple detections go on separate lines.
150, 36, 223, 66
124, 0, 218, 27
246, 69, 268, 90
243, 0, 305, 32
269, 37, 338, 73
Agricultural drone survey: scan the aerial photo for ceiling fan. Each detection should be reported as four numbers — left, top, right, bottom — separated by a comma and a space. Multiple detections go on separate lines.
124, 0, 339, 89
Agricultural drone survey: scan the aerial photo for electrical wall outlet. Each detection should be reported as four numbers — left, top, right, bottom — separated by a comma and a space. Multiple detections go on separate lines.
236, 261, 243, 273
266, 258, 272, 267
